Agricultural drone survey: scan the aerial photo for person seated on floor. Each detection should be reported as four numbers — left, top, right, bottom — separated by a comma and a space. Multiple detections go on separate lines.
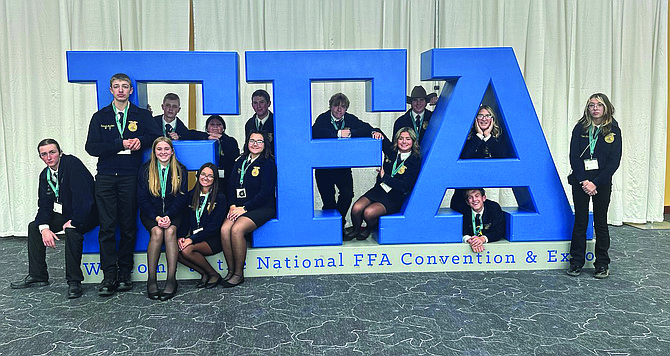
177, 163, 228, 289
137, 137, 188, 300
460, 188, 505, 253
346, 127, 421, 241
10, 139, 97, 299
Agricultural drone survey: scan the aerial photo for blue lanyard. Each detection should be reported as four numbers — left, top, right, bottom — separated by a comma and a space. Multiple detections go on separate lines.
195, 192, 210, 227
47, 169, 59, 202
239, 157, 251, 186
158, 162, 170, 199
588, 125, 601, 158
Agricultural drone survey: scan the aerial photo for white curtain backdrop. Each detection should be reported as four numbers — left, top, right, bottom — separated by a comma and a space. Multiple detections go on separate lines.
0, 0, 665, 235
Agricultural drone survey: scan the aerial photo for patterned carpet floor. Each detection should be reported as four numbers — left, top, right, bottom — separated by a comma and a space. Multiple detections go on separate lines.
0, 222, 668, 355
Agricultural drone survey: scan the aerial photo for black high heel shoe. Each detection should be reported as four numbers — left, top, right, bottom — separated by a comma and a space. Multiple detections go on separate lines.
147, 281, 160, 300
221, 274, 245, 288
195, 275, 209, 288
204, 274, 222, 289
160, 281, 178, 301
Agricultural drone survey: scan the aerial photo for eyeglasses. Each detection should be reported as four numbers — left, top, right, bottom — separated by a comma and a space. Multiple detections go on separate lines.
249, 139, 265, 145
588, 103, 604, 109
476, 114, 493, 120
200, 174, 215, 179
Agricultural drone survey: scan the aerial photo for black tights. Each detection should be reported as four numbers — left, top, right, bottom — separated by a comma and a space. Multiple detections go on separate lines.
350, 197, 387, 234
147, 225, 178, 294
178, 241, 220, 284
221, 216, 257, 285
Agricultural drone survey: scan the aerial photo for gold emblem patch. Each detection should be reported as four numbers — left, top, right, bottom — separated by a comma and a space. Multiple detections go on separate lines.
398, 166, 406, 175
604, 133, 615, 143
128, 121, 138, 132
422, 121, 428, 130
251, 166, 260, 177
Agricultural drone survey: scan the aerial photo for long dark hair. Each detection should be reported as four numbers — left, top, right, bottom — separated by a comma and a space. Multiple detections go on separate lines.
242, 130, 273, 160
191, 162, 219, 213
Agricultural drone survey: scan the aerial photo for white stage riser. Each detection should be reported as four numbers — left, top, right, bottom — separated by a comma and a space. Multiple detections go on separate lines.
81, 240, 596, 283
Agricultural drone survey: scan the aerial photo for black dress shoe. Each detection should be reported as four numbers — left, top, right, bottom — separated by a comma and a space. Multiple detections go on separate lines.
343, 230, 359, 241
116, 275, 133, 292
160, 282, 178, 301
221, 275, 245, 288
98, 278, 117, 297
205, 275, 222, 289
195, 278, 207, 289
356, 227, 371, 241
68, 282, 83, 299
10, 275, 49, 289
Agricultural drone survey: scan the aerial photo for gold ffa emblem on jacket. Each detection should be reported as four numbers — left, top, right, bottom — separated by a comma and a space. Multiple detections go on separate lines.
251, 166, 260, 177
398, 166, 407, 175
422, 121, 428, 130
128, 121, 138, 132
604, 133, 615, 143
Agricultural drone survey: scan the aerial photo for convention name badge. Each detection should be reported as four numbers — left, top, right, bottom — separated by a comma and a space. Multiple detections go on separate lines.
584, 158, 599, 171
53, 202, 63, 214
236, 188, 247, 199
192, 227, 204, 234
380, 182, 392, 193
218, 169, 225, 178
118, 149, 132, 155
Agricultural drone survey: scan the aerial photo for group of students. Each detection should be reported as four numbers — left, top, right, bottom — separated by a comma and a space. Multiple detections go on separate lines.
9, 71, 622, 301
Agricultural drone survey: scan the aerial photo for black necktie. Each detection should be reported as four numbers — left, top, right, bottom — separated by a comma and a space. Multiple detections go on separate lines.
199, 195, 206, 208
165, 123, 173, 134
118, 112, 124, 124
415, 115, 421, 129
475, 214, 481, 227
258, 120, 263, 131
51, 171, 58, 185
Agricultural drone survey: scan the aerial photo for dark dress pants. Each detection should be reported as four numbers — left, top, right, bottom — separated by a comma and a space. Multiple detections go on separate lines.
28, 214, 85, 283
315, 168, 354, 220
95, 174, 137, 280
570, 183, 612, 269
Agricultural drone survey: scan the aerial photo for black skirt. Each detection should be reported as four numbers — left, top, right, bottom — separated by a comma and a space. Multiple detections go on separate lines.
362, 185, 405, 214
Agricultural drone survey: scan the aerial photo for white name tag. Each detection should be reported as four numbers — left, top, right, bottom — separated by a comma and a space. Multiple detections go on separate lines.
53, 202, 63, 214
380, 182, 392, 193
584, 159, 599, 171
236, 188, 247, 199
118, 149, 132, 155
192, 227, 204, 234
218, 169, 225, 178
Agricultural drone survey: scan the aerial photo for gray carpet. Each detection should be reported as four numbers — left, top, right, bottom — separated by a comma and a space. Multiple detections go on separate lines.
1, 223, 669, 355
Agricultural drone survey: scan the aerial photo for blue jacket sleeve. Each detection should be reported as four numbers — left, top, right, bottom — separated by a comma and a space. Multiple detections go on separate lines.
65, 157, 96, 228
85, 110, 124, 157
137, 164, 158, 220
592, 125, 622, 188
166, 165, 189, 219
244, 159, 277, 211
34, 170, 54, 226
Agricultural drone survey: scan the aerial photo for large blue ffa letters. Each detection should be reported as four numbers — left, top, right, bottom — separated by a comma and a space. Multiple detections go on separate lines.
67, 48, 578, 252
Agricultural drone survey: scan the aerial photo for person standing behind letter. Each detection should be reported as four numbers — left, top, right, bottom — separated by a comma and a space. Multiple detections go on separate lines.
312, 93, 383, 227
85, 73, 161, 297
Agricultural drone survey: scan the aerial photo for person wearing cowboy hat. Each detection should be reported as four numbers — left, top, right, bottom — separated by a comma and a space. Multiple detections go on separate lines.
392, 85, 436, 144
